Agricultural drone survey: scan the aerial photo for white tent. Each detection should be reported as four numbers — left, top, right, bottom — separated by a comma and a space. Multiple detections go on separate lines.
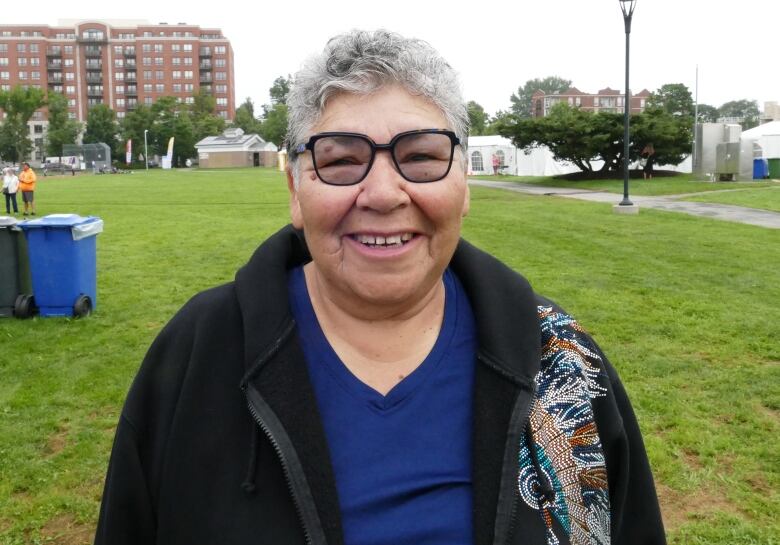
740, 120, 780, 158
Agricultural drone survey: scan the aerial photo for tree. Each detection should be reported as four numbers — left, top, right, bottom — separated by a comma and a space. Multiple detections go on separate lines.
647, 83, 694, 118
45, 92, 81, 160
467, 101, 489, 136
0, 85, 46, 162
269, 75, 292, 105
189, 90, 226, 143
259, 103, 288, 147
509, 76, 572, 119
484, 110, 513, 136
499, 102, 692, 175
120, 104, 156, 161
233, 97, 261, 134
695, 104, 718, 123
83, 104, 119, 157
717, 99, 760, 129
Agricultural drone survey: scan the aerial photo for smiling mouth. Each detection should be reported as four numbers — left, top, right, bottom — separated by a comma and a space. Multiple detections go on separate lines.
351, 233, 415, 248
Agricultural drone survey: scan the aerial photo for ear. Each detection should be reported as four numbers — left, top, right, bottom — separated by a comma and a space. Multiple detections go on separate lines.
287, 166, 304, 229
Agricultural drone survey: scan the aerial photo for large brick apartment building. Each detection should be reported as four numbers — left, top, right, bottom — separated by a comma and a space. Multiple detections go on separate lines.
0, 19, 235, 162
531, 87, 651, 117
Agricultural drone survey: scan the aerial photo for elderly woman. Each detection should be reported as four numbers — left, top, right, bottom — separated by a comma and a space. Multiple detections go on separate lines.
96, 31, 665, 545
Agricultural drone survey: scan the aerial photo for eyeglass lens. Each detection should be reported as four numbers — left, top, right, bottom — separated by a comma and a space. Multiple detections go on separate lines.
312, 132, 454, 185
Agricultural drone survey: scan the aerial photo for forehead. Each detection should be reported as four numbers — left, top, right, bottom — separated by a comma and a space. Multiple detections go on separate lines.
312, 85, 449, 140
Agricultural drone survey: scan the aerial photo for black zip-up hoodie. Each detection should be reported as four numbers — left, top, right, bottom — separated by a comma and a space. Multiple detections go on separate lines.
95, 225, 665, 545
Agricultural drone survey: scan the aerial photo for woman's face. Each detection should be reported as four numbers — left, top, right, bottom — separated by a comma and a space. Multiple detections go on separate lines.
288, 85, 469, 314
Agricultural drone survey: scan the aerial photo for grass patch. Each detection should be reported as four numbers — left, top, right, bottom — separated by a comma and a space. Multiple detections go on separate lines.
471, 173, 774, 196
684, 184, 780, 212
1, 168, 777, 544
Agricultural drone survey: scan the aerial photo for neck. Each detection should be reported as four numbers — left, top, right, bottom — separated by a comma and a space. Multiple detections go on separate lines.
303, 263, 446, 394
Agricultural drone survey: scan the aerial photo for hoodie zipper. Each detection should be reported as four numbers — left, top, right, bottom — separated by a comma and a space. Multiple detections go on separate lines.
486, 357, 537, 545
243, 383, 325, 545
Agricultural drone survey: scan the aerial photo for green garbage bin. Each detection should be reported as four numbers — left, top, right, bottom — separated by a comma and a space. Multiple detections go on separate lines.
768, 158, 780, 179
0, 216, 34, 318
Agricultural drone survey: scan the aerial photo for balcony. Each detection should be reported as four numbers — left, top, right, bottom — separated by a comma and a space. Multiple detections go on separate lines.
125, 73, 137, 82
199, 47, 211, 57
47, 62, 63, 70
125, 87, 137, 96
200, 84, 212, 94
47, 82, 63, 91
127, 103, 137, 111
87, 87, 104, 97
125, 59, 136, 68
84, 46, 102, 57
46, 47, 62, 57
123, 48, 136, 57
199, 61, 212, 70
85, 61, 103, 70
199, 74, 212, 83
78, 33, 107, 44
86, 74, 103, 84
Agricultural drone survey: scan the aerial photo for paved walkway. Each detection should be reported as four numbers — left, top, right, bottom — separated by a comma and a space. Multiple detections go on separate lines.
468, 179, 780, 229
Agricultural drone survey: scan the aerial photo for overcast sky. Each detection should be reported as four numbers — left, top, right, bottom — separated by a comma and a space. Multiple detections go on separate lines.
6, 0, 778, 117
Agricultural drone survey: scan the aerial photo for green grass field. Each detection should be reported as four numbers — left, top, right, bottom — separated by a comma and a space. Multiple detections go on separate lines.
1, 169, 778, 544
472, 173, 778, 197
683, 185, 780, 213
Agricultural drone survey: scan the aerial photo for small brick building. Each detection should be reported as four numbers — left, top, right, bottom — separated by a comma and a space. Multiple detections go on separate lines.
195, 128, 277, 168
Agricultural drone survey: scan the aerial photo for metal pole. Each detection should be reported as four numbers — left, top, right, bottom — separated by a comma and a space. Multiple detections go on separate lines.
620, 11, 633, 206
144, 129, 149, 170
692, 65, 699, 173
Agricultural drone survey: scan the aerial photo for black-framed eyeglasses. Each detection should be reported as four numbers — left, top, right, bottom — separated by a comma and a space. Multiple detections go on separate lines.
291, 129, 461, 186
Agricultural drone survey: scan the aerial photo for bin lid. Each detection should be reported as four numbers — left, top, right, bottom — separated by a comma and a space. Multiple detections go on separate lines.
0, 215, 19, 227
19, 213, 100, 229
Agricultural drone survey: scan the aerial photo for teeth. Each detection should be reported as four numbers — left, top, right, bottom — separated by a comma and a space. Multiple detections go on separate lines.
354, 233, 413, 247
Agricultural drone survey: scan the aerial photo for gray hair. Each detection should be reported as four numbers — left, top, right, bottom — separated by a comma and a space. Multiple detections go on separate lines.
286, 29, 469, 181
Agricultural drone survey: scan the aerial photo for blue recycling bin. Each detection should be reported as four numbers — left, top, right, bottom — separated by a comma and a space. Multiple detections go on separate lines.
20, 214, 104, 317
753, 158, 769, 179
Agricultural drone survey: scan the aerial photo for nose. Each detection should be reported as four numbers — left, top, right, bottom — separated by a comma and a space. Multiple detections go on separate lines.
355, 151, 410, 213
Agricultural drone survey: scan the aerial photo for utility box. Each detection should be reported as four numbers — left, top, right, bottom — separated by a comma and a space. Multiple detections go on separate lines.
715, 142, 740, 180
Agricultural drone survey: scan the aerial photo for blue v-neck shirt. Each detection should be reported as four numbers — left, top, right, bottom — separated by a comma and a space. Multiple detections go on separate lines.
289, 267, 477, 545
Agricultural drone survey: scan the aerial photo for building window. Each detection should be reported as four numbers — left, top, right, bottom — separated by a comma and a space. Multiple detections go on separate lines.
171, 44, 181, 52
30, 44, 39, 53
184, 83, 193, 92
68, 112, 76, 119
65, 72, 74, 81
64, 45, 73, 54
575, 97, 581, 106
143, 32, 152, 37
172, 57, 180, 65
184, 57, 192, 65
30, 57, 40, 66
144, 97, 153, 105
216, 97, 227, 106
66, 85, 75, 94
172, 70, 181, 79
184, 96, 194, 104
215, 58, 226, 67
117, 111, 125, 119
184, 70, 193, 79
0, 71, 9, 80
154, 57, 163, 65
31, 71, 40, 80
34, 124, 43, 134
143, 83, 152, 92
143, 57, 152, 66
0, 58, 7, 66
17, 43, 26, 53
115, 58, 124, 67
68, 98, 76, 107
0, 44, 7, 53
215, 46, 226, 54
64, 59, 74, 67
154, 43, 163, 52
155, 83, 164, 93
116, 98, 125, 107
115, 72, 124, 81
19, 71, 27, 80
155, 70, 164, 80
142, 44, 152, 52
218, 111, 228, 119
470, 151, 484, 171
215, 72, 226, 81
172, 83, 181, 92
216, 84, 227, 94
18, 57, 28, 66
143, 70, 152, 79
116, 85, 124, 94
183, 44, 192, 52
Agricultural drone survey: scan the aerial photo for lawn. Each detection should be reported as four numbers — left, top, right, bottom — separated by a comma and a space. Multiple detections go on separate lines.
471, 173, 776, 197
684, 185, 780, 213
1, 168, 778, 544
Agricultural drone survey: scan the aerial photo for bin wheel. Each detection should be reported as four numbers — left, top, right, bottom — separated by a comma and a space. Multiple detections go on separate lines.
73, 295, 92, 317
13, 294, 36, 319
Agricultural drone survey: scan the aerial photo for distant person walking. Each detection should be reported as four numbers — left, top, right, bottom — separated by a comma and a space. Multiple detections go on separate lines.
492, 153, 500, 175
18, 162, 37, 216
641, 144, 656, 180
2, 167, 19, 215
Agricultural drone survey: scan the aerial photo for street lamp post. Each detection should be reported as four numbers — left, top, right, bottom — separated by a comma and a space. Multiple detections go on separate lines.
619, 0, 637, 208
143, 129, 149, 171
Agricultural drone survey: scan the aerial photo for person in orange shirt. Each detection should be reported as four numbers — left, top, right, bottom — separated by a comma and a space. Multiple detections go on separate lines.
18, 162, 37, 216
